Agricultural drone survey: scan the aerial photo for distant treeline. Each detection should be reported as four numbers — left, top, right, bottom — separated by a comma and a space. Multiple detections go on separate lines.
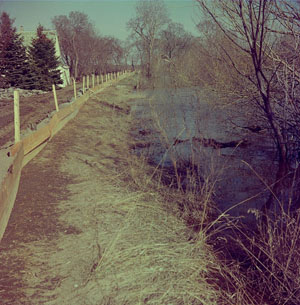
52, 11, 125, 80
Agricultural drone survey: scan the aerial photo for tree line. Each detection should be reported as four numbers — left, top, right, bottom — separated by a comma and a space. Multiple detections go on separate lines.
127, 0, 193, 80
0, 10, 125, 91
52, 11, 124, 80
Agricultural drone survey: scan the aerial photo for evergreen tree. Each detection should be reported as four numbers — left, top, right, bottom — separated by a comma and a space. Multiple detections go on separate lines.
0, 12, 32, 89
28, 25, 62, 91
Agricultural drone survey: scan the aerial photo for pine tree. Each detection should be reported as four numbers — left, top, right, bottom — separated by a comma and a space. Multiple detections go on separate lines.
0, 12, 32, 89
28, 25, 62, 91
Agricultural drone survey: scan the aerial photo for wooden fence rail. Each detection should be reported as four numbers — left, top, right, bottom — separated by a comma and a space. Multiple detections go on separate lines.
0, 71, 130, 242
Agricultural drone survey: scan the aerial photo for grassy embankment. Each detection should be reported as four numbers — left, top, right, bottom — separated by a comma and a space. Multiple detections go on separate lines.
82, 73, 224, 304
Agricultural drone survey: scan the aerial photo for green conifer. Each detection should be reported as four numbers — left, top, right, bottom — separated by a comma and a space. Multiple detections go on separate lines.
28, 25, 62, 91
0, 12, 32, 89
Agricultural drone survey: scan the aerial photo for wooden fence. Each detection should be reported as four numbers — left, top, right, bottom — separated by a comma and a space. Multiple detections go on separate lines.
0, 70, 129, 242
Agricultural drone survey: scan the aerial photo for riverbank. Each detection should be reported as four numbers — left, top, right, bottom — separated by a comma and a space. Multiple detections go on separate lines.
0, 75, 220, 304
127, 74, 300, 305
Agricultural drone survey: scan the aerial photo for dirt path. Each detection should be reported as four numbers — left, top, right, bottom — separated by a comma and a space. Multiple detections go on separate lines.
0, 76, 218, 305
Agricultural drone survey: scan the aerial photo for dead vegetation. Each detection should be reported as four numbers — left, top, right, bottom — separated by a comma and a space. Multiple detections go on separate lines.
4, 73, 297, 305
0, 74, 222, 304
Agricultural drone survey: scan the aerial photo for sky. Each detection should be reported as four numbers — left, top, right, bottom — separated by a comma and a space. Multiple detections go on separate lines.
0, 0, 201, 41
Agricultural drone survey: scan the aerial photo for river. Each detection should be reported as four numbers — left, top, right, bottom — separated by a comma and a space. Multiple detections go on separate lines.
131, 87, 277, 223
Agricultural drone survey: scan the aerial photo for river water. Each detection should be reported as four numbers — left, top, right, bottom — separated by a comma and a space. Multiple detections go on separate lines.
131, 87, 277, 223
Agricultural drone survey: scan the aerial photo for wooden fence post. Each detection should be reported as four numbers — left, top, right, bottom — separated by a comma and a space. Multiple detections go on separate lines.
14, 90, 20, 143
97, 75, 99, 85
52, 84, 59, 112
83, 76, 85, 93
73, 78, 77, 99
92, 74, 95, 88
87, 75, 89, 89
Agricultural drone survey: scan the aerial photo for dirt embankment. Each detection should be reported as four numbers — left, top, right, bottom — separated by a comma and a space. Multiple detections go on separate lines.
0, 84, 82, 149
0, 76, 218, 304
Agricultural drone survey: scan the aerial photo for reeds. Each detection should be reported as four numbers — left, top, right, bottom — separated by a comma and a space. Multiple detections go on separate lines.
207, 164, 300, 305
95, 74, 300, 304
139, 80, 300, 304
75, 75, 221, 304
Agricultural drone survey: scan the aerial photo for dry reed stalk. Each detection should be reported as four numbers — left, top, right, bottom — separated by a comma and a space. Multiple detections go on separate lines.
87, 197, 220, 305
70, 75, 223, 305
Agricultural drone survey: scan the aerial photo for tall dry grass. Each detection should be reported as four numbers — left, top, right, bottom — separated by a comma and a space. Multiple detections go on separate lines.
210, 207, 300, 304
201, 162, 300, 305
136, 77, 300, 305
78, 75, 222, 305
225, 164, 300, 305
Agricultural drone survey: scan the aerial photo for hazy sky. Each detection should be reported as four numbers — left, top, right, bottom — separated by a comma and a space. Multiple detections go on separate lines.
1, 0, 200, 40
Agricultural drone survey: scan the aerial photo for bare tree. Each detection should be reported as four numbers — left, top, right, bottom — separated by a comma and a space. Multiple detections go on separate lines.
196, 0, 300, 218
127, 0, 169, 78
52, 11, 96, 79
53, 12, 125, 78
105, 37, 124, 69
160, 22, 192, 60
121, 40, 132, 71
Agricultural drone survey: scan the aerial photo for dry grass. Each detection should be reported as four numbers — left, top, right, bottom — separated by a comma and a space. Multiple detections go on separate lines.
130, 73, 300, 305
86, 195, 220, 305
82, 152, 221, 304
65, 74, 222, 305
202, 165, 300, 305
209, 211, 300, 305
0, 73, 223, 304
